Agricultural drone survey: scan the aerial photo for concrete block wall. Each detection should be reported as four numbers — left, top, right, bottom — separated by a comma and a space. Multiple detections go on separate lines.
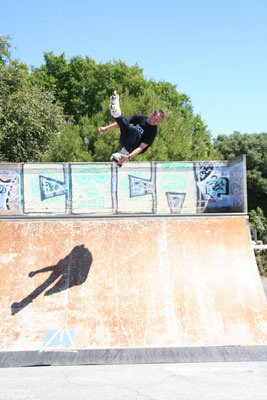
0, 156, 246, 216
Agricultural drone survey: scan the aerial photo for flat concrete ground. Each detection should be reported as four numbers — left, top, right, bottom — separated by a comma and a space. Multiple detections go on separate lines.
1, 279, 266, 400
1, 362, 267, 400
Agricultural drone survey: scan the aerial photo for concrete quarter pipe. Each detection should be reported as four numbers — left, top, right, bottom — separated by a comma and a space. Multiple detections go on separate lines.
0, 215, 267, 367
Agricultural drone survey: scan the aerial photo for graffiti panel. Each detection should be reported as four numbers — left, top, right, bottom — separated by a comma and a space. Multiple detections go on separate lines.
195, 159, 245, 212
166, 192, 186, 214
205, 175, 229, 199
0, 165, 22, 214
228, 162, 245, 208
118, 162, 156, 213
71, 163, 113, 214
156, 162, 197, 214
23, 164, 69, 214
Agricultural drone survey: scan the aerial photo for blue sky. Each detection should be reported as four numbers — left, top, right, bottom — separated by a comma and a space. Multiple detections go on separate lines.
1, 0, 266, 138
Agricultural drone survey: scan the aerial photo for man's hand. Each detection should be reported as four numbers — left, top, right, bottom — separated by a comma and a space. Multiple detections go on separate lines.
98, 122, 119, 134
117, 154, 129, 165
98, 127, 106, 134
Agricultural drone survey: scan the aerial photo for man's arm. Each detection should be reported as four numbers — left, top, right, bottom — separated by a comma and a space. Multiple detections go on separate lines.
118, 143, 148, 165
129, 142, 148, 158
98, 122, 119, 134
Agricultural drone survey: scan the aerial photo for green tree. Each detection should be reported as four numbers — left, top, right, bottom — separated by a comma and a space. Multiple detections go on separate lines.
214, 132, 267, 214
43, 124, 90, 162
45, 88, 195, 163
0, 35, 65, 162
249, 207, 267, 276
249, 207, 267, 244
31, 51, 216, 163
190, 115, 217, 160
0, 34, 12, 63
147, 80, 193, 118
43, 82, 217, 164
31, 53, 147, 123
0, 36, 214, 164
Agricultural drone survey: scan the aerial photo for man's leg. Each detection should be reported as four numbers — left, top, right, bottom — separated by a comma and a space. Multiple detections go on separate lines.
114, 116, 141, 153
109, 91, 121, 118
109, 91, 141, 162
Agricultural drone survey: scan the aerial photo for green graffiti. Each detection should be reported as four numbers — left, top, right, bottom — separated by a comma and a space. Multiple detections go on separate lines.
162, 175, 187, 191
119, 177, 130, 194
31, 180, 40, 198
85, 183, 100, 197
161, 162, 191, 170
73, 168, 110, 185
130, 195, 146, 202
76, 197, 105, 209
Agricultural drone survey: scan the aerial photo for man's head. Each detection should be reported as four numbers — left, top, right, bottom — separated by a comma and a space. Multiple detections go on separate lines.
147, 109, 164, 125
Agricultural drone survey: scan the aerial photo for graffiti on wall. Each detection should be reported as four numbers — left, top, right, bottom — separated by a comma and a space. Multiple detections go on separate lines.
129, 163, 157, 213
195, 159, 244, 212
0, 166, 22, 214
0, 177, 17, 210
0, 157, 246, 216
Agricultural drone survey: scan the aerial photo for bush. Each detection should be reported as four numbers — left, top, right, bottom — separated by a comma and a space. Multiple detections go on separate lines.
254, 250, 267, 277
249, 207, 267, 244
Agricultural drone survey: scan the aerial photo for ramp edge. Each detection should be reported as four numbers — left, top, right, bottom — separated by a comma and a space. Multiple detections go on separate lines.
0, 212, 248, 221
1, 346, 267, 368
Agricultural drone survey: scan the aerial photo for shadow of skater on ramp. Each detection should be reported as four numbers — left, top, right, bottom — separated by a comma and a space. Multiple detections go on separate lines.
11, 245, 93, 315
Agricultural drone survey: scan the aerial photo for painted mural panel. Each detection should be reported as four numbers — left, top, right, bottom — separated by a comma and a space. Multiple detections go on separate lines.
228, 161, 245, 209
195, 158, 245, 212
0, 156, 246, 216
23, 164, 69, 214
71, 163, 113, 214
156, 162, 197, 214
0, 164, 22, 214
118, 162, 156, 214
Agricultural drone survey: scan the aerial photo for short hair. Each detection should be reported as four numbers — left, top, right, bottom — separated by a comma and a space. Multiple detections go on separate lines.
153, 109, 165, 119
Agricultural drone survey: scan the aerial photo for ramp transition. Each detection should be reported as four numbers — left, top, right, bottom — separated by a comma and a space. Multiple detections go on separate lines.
0, 215, 267, 367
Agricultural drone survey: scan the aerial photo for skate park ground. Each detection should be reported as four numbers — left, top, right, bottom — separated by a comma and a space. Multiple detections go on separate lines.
1, 157, 266, 399
1, 280, 266, 400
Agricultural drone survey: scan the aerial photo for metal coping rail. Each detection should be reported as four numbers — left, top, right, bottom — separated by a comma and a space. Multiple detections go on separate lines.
0, 212, 248, 221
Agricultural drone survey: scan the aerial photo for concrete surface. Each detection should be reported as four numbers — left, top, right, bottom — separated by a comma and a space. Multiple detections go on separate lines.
0, 283, 266, 399
1, 216, 267, 364
1, 221, 267, 398
1, 362, 267, 400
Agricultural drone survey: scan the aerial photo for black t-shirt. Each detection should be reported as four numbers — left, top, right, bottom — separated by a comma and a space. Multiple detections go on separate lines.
128, 114, 157, 153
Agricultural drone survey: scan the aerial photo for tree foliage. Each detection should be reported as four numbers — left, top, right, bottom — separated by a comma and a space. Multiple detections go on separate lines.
43, 87, 217, 163
31, 53, 147, 123
32, 51, 217, 163
249, 207, 267, 276
0, 34, 12, 64
249, 207, 267, 243
0, 35, 65, 162
214, 132, 267, 214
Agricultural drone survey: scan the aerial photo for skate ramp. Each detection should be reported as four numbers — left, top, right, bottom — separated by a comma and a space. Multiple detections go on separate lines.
1, 215, 267, 367
0, 156, 246, 216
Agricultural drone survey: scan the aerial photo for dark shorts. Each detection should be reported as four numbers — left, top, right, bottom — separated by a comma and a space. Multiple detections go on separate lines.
115, 115, 142, 152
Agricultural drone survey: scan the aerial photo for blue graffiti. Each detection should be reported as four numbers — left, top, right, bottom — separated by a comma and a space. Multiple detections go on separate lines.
39, 176, 67, 201
206, 176, 229, 199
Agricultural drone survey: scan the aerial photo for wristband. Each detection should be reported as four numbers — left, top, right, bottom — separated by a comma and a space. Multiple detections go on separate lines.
128, 155, 131, 160
105, 126, 109, 132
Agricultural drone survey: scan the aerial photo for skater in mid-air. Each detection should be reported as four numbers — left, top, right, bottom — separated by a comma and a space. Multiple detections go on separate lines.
98, 91, 164, 166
